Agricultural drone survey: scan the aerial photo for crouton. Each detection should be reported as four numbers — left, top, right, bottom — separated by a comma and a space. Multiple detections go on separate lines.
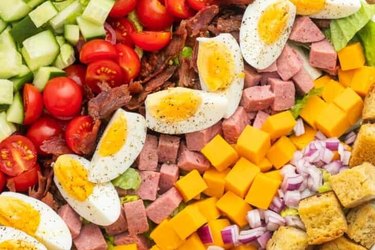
319, 236, 367, 250
362, 84, 375, 122
266, 226, 308, 250
350, 124, 375, 167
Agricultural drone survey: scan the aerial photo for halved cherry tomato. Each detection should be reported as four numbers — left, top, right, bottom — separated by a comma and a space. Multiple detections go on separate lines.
130, 31, 171, 52
108, 18, 135, 47
116, 44, 141, 81
0, 172, 6, 193
65, 116, 95, 155
65, 64, 86, 88
109, 0, 137, 18
8, 164, 40, 192
166, 0, 195, 18
26, 116, 63, 155
80, 39, 118, 64
187, 0, 213, 10
136, 0, 174, 31
85, 60, 125, 94
23, 84, 43, 125
0, 135, 37, 177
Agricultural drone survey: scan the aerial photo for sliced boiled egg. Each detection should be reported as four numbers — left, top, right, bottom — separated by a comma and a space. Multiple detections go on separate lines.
240, 0, 296, 70
197, 33, 244, 118
145, 87, 228, 134
0, 226, 47, 250
89, 109, 147, 183
53, 154, 121, 226
0, 192, 72, 250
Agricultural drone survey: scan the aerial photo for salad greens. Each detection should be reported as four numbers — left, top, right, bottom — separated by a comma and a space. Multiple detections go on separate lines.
112, 168, 142, 190
281, 208, 299, 217
358, 19, 375, 66
120, 195, 140, 204
291, 87, 323, 119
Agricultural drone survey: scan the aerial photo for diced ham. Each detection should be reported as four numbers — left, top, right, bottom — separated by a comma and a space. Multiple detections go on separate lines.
104, 208, 128, 235
159, 164, 179, 193
253, 111, 270, 129
240, 86, 275, 112
289, 16, 325, 43
137, 135, 158, 171
292, 68, 314, 94
260, 71, 280, 85
269, 78, 295, 111
123, 200, 149, 235
222, 106, 249, 144
157, 135, 180, 163
257, 61, 278, 73
73, 224, 107, 250
146, 187, 183, 224
185, 122, 222, 151
309, 39, 337, 71
114, 233, 149, 250
276, 45, 302, 81
58, 204, 82, 239
244, 64, 261, 88
177, 143, 211, 173
248, 111, 257, 121
136, 171, 161, 201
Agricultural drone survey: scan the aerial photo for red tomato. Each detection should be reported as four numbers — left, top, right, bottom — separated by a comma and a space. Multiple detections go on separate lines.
8, 164, 40, 192
23, 84, 43, 125
0, 171, 6, 193
187, 0, 213, 10
65, 64, 86, 87
85, 60, 125, 94
108, 18, 135, 47
79, 39, 118, 64
130, 31, 171, 51
136, 0, 174, 31
26, 116, 63, 155
116, 44, 141, 81
109, 0, 137, 18
43, 77, 83, 120
65, 116, 95, 155
166, 0, 195, 18
0, 135, 37, 177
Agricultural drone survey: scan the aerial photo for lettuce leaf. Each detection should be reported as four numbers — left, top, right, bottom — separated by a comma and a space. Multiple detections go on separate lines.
358, 19, 375, 66
112, 168, 141, 190
291, 87, 323, 119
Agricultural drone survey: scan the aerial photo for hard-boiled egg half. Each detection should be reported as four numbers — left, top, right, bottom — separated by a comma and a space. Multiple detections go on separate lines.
145, 87, 228, 134
89, 109, 147, 183
53, 154, 121, 226
0, 192, 72, 250
0, 226, 47, 250
240, 0, 296, 70
197, 33, 244, 118
290, 0, 361, 19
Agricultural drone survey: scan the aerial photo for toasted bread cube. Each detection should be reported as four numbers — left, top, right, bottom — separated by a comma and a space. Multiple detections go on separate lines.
319, 236, 367, 250
363, 84, 375, 122
350, 124, 375, 167
266, 226, 308, 250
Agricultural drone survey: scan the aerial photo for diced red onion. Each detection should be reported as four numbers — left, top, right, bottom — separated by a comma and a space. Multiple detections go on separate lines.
277, 189, 284, 199
264, 210, 285, 225
221, 225, 239, 245
207, 246, 224, 250
247, 210, 262, 229
315, 131, 327, 140
307, 149, 321, 163
300, 188, 314, 199
322, 149, 334, 163
305, 148, 318, 158
285, 215, 306, 230
293, 118, 305, 136
341, 151, 351, 165
284, 191, 301, 208
298, 179, 308, 191
197, 225, 213, 244
323, 161, 342, 175
269, 196, 285, 213
281, 175, 304, 191
238, 227, 266, 244
295, 159, 311, 176
104, 22, 117, 45
257, 231, 272, 248
291, 151, 303, 165
325, 139, 340, 151
266, 221, 280, 231
259, 209, 265, 220
339, 166, 349, 172
315, 160, 325, 168
345, 132, 357, 145
280, 164, 297, 176
306, 166, 323, 191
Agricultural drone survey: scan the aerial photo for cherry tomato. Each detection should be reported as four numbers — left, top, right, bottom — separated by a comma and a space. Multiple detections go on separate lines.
116, 44, 141, 81
166, 0, 195, 19
130, 31, 172, 51
43, 77, 83, 120
23, 84, 43, 125
8, 164, 40, 192
0, 135, 37, 177
26, 116, 63, 155
187, 0, 213, 11
65, 64, 86, 87
85, 60, 125, 94
108, 18, 135, 47
65, 116, 95, 155
109, 0, 137, 18
80, 39, 118, 64
0, 172, 6, 193
136, 0, 174, 31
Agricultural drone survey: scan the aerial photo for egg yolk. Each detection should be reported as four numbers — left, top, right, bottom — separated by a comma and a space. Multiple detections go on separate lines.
289, 0, 325, 15
99, 113, 127, 157
258, 0, 290, 45
54, 155, 94, 202
0, 197, 40, 236
197, 41, 235, 91
0, 240, 39, 250
150, 92, 202, 122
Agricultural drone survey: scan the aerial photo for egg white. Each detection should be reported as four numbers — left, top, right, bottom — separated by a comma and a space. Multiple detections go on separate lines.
0, 192, 72, 250
309, 0, 361, 19
0, 226, 47, 250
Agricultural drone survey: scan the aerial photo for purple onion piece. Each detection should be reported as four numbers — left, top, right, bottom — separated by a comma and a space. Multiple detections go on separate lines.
197, 225, 213, 244
238, 227, 266, 244
257, 231, 272, 248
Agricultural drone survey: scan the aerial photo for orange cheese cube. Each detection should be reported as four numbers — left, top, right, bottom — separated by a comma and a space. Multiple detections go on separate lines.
300, 96, 327, 129
314, 75, 332, 89
150, 220, 183, 249
177, 233, 205, 250
351, 66, 375, 96
262, 111, 296, 140
290, 125, 317, 150
245, 173, 281, 209
201, 135, 239, 171
264, 169, 283, 182
216, 191, 252, 227
232, 244, 258, 250
257, 157, 273, 172
176, 169, 207, 202
322, 80, 345, 103
225, 157, 260, 198
114, 245, 137, 250
169, 206, 207, 240
203, 168, 229, 198
315, 103, 351, 138
236, 125, 271, 164
333, 88, 363, 125
338, 42, 366, 71
338, 68, 356, 87
193, 197, 220, 221
267, 136, 297, 169
207, 219, 232, 248
150, 246, 160, 250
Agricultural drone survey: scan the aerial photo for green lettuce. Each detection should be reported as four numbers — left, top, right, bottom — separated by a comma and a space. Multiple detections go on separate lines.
291, 87, 323, 119
281, 208, 299, 217
120, 195, 139, 204
358, 19, 375, 66
128, 11, 143, 32
112, 168, 141, 190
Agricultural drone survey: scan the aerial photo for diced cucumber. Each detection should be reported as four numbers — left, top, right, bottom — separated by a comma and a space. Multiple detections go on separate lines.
49, 0, 82, 33
0, 80, 14, 105
10, 16, 42, 44
56, 36, 66, 47
54, 43, 76, 69
77, 16, 105, 41
29, 1, 58, 28
0, 28, 16, 49
0, 0, 31, 22
0, 112, 16, 143
11, 71, 33, 92
22, 30, 60, 71
24, 0, 45, 8
0, 29, 24, 78
64, 24, 80, 45
7, 92, 24, 124
82, 0, 115, 25
0, 18, 6, 33
33, 66, 66, 91
53, 0, 76, 11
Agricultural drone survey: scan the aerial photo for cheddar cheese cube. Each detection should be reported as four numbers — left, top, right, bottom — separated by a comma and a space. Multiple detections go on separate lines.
177, 233, 205, 250
333, 88, 363, 125
225, 157, 260, 198
232, 244, 258, 250
114, 245, 137, 250
245, 173, 281, 209
315, 103, 351, 138
322, 80, 345, 103
150, 246, 160, 250
236, 125, 271, 164
290, 125, 317, 150
216, 191, 251, 227
314, 75, 332, 89
257, 157, 273, 172
169, 206, 207, 240
264, 169, 283, 182
207, 219, 231, 248
262, 111, 296, 140
338, 69, 356, 87
351, 66, 375, 96
193, 197, 220, 221
201, 135, 238, 171
338, 42, 366, 71
176, 169, 207, 202
150, 220, 183, 249
267, 136, 297, 169
300, 96, 328, 129
203, 168, 229, 198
